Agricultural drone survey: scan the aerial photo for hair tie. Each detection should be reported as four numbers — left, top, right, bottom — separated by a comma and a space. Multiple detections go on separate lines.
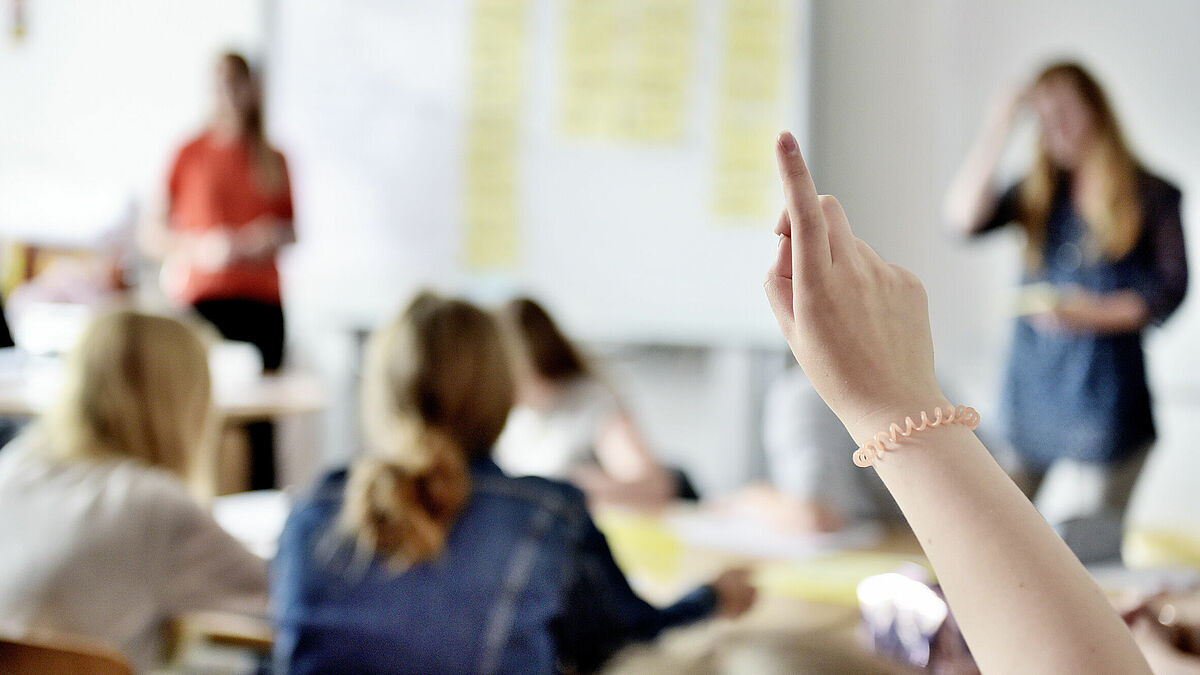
853, 406, 980, 467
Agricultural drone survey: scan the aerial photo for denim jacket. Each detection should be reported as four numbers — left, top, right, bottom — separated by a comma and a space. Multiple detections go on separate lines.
272, 458, 716, 674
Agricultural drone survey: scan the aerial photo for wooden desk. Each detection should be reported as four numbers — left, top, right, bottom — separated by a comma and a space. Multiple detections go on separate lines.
593, 508, 924, 674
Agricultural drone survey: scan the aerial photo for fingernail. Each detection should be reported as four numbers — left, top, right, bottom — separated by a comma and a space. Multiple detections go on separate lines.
778, 131, 798, 155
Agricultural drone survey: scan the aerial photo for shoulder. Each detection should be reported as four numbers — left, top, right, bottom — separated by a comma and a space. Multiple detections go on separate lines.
175, 133, 212, 161
472, 471, 590, 533
285, 469, 348, 525
1138, 169, 1182, 204
118, 463, 211, 526
562, 376, 620, 412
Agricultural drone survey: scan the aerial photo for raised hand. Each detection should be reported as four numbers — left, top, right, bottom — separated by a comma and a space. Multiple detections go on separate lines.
763, 131, 948, 445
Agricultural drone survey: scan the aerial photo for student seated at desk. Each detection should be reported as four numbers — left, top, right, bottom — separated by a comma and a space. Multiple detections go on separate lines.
0, 311, 267, 672
494, 297, 683, 508
741, 365, 900, 532
272, 293, 755, 674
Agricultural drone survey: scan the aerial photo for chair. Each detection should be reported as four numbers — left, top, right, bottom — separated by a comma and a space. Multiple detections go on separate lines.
0, 633, 133, 675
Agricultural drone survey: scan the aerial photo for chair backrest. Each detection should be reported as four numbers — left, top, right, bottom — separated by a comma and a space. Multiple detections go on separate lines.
0, 634, 133, 675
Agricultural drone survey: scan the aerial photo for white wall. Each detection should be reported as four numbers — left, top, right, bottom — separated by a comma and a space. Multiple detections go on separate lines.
809, 0, 1200, 530
0, 0, 265, 242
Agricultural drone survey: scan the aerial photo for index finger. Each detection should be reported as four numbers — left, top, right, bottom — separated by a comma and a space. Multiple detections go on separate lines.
776, 131, 830, 276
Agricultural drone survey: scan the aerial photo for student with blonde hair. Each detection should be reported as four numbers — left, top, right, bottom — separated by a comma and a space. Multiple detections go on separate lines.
944, 61, 1187, 528
272, 293, 755, 674
0, 310, 268, 672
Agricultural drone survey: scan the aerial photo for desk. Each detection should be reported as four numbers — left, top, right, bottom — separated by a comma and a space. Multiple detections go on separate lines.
0, 369, 325, 423
593, 508, 924, 674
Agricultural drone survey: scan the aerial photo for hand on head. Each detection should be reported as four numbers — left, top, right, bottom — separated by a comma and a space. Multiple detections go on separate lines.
764, 132, 949, 445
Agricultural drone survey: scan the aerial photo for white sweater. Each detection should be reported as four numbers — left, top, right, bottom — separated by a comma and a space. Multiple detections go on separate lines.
0, 433, 268, 672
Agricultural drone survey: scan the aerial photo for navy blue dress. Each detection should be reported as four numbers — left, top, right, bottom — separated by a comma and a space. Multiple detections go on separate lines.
977, 171, 1187, 468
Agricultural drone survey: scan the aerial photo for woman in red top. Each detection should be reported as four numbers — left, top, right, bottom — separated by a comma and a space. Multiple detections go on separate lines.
160, 52, 295, 489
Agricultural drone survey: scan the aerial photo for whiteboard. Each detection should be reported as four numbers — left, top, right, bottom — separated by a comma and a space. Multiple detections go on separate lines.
271, 0, 810, 345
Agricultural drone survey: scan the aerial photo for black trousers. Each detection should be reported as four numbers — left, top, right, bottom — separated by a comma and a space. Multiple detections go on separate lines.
194, 299, 285, 490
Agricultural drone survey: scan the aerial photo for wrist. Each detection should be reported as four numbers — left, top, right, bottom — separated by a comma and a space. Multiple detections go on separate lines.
844, 394, 954, 447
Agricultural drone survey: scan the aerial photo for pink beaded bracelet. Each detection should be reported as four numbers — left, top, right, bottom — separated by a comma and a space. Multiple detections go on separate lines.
852, 405, 981, 468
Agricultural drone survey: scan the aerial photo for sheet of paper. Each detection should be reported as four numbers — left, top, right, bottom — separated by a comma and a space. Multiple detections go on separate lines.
560, 0, 694, 142
1009, 282, 1060, 316
665, 510, 885, 560
462, 0, 530, 269
712, 0, 793, 222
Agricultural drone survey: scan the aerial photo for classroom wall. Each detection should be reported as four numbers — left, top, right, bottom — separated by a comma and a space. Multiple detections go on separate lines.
0, 0, 265, 242
8, 2, 1200, 511
808, 0, 1200, 530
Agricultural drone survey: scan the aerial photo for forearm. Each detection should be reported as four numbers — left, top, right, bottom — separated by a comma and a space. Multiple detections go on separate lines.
943, 106, 1018, 234
570, 464, 674, 509
229, 218, 294, 261
1057, 289, 1150, 334
854, 405, 1150, 674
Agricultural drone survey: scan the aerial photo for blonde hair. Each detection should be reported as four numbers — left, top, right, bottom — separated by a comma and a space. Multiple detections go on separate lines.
343, 292, 515, 566
42, 310, 216, 497
1020, 62, 1141, 266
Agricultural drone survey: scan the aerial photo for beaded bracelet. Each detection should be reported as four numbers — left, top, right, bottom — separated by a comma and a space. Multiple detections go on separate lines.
852, 406, 980, 468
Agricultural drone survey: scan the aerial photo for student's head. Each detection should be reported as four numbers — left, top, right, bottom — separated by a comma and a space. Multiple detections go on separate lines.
499, 297, 589, 393
1021, 61, 1140, 265
212, 51, 285, 192
344, 292, 514, 565
44, 310, 213, 484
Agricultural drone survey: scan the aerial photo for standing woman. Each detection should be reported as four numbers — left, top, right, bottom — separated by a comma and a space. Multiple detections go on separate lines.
156, 52, 295, 489
944, 62, 1187, 527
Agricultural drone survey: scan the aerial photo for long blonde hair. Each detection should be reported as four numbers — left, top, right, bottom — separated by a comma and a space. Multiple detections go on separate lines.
1020, 62, 1141, 266
343, 292, 515, 566
42, 310, 216, 496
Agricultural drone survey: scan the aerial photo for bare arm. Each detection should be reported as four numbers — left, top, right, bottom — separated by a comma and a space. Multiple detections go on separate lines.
573, 410, 675, 508
943, 87, 1026, 235
765, 132, 1150, 674
1039, 288, 1151, 334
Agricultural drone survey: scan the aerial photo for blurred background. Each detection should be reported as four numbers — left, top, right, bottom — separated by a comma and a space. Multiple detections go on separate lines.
2, 0, 1198, 531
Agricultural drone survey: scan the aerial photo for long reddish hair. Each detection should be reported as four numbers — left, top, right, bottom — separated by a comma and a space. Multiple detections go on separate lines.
217, 52, 287, 194
1019, 62, 1141, 266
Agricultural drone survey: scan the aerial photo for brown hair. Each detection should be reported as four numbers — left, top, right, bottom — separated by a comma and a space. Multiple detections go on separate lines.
43, 310, 216, 497
342, 292, 515, 566
217, 52, 287, 194
1019, 62, 1141, 266
501, 297, 589, 382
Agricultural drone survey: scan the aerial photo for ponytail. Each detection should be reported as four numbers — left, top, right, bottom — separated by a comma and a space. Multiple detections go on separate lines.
342, 428, 469, 566
341, 293, 514, 567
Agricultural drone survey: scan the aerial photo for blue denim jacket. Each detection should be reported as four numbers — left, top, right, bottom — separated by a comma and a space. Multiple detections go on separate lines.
272, 458, 716, 674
